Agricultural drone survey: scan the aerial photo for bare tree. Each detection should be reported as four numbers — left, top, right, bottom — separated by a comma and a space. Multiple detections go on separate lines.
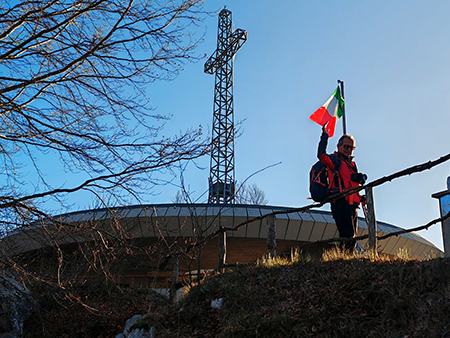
0, 0, 209, 232
0, 0, 215, 295
236, 182, 268, 205
172, 190, 185, 204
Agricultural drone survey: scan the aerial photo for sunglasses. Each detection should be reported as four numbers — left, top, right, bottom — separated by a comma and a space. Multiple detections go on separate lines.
343, 145, 355, 150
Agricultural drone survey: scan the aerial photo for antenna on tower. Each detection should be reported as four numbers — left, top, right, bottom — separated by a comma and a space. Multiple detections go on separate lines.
204, 8, 247, 204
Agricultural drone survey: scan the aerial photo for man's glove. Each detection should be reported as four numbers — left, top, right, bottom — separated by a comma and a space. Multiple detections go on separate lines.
351, 173, 367, 185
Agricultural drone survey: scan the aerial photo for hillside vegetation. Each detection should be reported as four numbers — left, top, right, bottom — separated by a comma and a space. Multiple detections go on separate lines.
24, 249, 450, 337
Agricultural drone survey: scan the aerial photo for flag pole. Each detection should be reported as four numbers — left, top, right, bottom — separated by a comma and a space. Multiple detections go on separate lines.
338, 79, 346, 135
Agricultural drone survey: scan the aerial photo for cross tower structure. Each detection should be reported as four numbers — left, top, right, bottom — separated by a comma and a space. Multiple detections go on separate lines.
205, 8, 247, 204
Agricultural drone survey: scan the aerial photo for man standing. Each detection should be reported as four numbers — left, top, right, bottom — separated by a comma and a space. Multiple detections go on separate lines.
317, 123, 366, 251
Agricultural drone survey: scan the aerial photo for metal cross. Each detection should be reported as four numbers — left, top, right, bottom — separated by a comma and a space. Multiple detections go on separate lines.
205, 8, 247, 204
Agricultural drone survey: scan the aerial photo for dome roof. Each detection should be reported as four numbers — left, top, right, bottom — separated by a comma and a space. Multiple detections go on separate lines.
3, 203, 442, 260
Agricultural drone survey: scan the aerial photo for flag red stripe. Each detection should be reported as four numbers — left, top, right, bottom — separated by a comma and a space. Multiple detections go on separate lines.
309, 106, 331, 125
309, 108, 337, 137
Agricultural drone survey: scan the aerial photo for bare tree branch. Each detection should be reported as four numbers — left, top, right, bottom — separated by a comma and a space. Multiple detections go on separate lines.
0, 0, 209, 230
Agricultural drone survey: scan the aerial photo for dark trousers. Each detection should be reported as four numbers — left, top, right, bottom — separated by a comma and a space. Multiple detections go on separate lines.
331, 199, 358, 251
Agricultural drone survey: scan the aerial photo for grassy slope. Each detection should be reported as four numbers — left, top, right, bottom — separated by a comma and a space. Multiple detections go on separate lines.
24, 251, 450, 337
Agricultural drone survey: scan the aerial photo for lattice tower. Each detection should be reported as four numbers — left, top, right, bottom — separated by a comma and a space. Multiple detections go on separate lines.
204, 8, 247, 204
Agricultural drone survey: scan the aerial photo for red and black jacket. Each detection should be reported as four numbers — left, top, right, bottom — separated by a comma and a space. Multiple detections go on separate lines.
317, 132, 361, 206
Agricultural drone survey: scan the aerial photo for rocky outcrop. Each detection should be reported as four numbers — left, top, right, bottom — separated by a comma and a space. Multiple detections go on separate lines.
0, 272, 37, 338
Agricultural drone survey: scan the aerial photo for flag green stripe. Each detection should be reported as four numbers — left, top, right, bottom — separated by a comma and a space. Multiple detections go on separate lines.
333, 86, 345, 119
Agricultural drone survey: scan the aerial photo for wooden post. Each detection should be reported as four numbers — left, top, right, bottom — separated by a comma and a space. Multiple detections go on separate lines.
365, 186, 377, 254
441, 213, 450, 258
217, 212, 226, 272
267, 214, 277, 258
218, 230, 226, 272
169, 256, 179, 303
432, 182, 450, 257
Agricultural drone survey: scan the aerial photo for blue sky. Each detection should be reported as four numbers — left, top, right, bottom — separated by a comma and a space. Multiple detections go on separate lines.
75, 1, 450, 250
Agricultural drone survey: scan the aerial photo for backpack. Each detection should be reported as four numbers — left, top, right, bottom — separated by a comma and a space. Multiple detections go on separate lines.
309, 155, 342, 202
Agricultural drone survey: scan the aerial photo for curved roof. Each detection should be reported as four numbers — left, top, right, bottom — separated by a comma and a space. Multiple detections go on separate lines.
2, 203, 442, 260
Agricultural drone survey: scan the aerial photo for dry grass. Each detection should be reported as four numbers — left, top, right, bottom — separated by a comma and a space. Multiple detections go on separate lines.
23, 248, 450, 337
151, 249, 450, 337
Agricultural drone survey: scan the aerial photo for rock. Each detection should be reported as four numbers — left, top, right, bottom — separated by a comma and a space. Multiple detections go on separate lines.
210, 298, 223, 309
0, 272, 37, 338
127, 328, 146, 338
116, 314, 155, 338
124, 315, 142, 333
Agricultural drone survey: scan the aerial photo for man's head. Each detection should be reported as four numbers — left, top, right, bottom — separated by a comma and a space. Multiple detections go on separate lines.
337, 135, 355, 158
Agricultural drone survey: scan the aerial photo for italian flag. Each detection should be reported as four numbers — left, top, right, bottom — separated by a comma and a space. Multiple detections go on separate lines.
309, 86, 345, 137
